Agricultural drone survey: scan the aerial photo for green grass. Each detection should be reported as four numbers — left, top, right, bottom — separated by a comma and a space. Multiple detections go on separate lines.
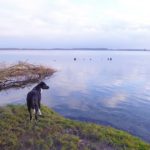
0, 105, 150, 150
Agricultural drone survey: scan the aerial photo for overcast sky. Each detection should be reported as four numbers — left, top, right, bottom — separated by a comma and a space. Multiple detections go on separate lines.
0, 0, 150, 49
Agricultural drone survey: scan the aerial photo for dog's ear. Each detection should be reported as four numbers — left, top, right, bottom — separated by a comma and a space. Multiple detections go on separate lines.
38, 81, 44, 85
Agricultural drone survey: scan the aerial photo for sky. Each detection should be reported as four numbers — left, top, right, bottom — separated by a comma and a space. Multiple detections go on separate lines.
0, 0, 150, 49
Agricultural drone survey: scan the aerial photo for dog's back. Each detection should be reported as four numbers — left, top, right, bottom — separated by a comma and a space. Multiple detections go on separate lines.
27, 90, 40, 110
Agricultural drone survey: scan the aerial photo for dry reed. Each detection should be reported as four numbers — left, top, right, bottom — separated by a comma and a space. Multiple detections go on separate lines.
0, 61, 55, 90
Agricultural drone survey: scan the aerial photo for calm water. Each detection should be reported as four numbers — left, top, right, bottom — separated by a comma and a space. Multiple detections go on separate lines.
0, 50, 150, 142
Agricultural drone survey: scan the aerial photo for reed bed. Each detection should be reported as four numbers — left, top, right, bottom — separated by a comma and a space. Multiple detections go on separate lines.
0, 62, 55, 90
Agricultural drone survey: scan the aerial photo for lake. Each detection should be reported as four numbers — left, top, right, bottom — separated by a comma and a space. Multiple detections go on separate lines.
0, 50, 150, 142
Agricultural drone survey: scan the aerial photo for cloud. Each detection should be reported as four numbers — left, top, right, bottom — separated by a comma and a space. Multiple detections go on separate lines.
0, 0, 95, 37
0, 0, 150, 48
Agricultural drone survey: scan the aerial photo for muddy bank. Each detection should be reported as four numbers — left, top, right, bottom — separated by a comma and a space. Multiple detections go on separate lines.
0, 62, 55, 91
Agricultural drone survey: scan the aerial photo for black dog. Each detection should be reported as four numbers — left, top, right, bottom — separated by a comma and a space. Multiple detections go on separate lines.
26, 81, 49, 120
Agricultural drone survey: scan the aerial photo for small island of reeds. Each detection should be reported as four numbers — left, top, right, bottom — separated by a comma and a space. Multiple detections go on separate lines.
0, 62, 55, 91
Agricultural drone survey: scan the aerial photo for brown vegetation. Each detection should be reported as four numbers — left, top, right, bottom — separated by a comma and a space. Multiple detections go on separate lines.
0, 62, 55, 90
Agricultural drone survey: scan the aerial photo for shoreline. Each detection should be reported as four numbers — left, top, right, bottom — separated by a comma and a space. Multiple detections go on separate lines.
0, 48, 149, 51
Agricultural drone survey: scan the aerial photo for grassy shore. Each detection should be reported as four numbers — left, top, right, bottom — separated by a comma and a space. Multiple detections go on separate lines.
0, 62, 55, 91
0, 105, 150, 150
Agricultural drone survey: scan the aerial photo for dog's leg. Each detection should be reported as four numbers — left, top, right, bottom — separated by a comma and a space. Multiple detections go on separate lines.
33, 109, 35, 114
35, 113, 38, 120
35, 105, 38, 120
38, 99, 42, 115
28, 107, 32, 121
27, 99, 32, 121
38, 109, 42, 115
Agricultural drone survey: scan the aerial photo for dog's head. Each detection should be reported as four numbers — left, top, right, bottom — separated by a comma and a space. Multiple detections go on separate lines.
38, 82, 49, 89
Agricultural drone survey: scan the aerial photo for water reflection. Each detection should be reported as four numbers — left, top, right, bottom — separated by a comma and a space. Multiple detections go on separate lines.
0, 50, 150, 142
102, 93, 127, 108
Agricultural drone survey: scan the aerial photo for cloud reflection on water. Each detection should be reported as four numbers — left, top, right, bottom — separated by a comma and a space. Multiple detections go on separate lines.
102, 93, 127, 108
